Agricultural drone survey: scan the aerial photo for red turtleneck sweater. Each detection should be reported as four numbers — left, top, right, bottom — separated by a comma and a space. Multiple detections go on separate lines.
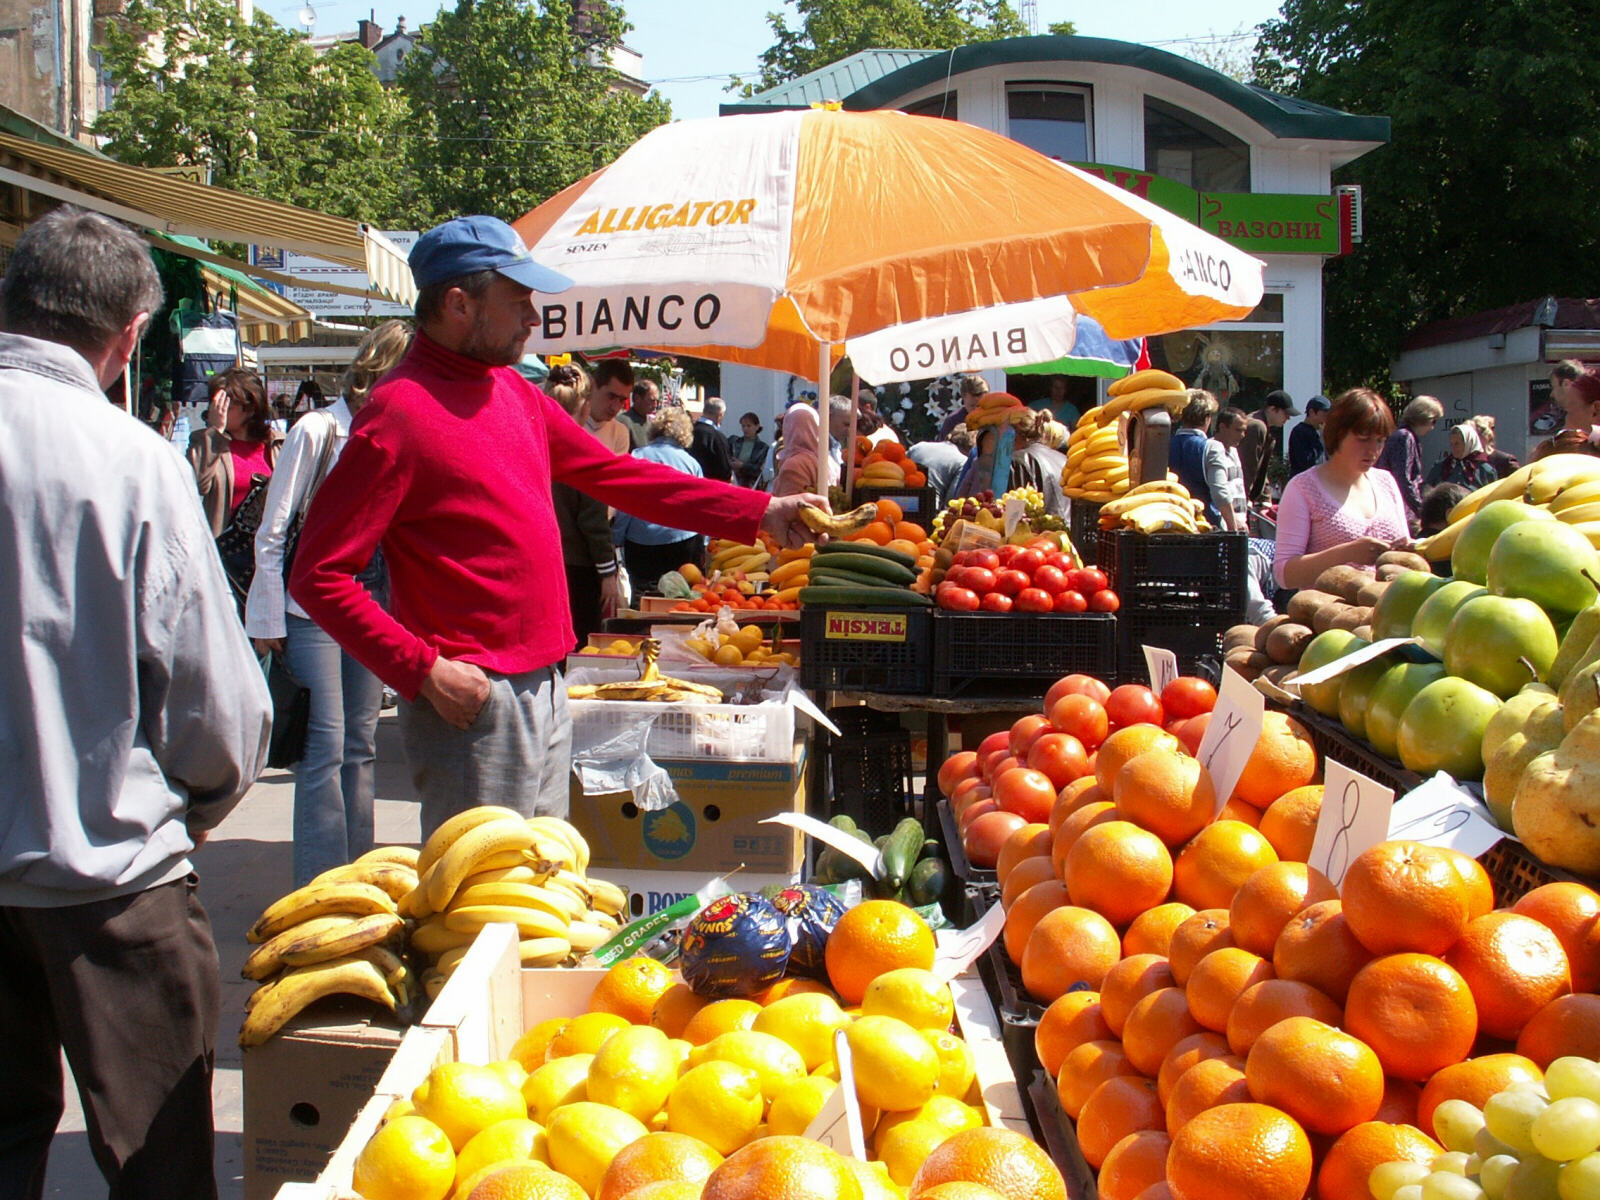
289, 333, 768, 698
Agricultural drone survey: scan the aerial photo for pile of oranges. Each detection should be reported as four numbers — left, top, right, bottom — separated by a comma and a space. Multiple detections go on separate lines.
937, 669, 1600, 1200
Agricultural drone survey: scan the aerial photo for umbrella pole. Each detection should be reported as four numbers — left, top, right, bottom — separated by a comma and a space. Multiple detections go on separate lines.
847, 370, 861, 501
816, 344, 831, 497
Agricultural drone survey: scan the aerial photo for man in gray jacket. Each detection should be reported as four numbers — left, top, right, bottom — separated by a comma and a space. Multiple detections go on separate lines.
0, 208, 271, 1199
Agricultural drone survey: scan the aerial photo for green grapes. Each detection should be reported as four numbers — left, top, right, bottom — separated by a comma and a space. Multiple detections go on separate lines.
1530, 1098, 1600, 1163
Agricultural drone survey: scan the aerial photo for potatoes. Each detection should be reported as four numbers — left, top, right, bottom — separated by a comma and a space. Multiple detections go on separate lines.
1356, 578, 1391, 608
1253, 615, 1296, 653
1313, 565, 1370, 604
1264, 621, 1315, 665
1328, 605, 1374, 632
1261, 664, 1300, 687
1376, 550, 1431, 574
1287, 589, 1342, 628
1223, 623, 1261, 654
1353, 624, 1373, 641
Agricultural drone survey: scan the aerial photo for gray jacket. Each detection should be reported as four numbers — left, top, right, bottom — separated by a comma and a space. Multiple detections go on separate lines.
0, 333, 271, 907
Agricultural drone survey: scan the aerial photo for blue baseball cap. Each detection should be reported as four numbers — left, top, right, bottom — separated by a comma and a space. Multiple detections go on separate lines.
408, 215, 573, 293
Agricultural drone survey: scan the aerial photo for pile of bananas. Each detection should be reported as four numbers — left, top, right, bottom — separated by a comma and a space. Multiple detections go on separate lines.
400, 808, 628, 1000
239, 849, 421, 1047
765, 544, 815, 602
1097, 480, 1214, 534
705, 538, 774, 580
567, 638, 724, 704
1419, 453, 1600, 559
1062, 369, 1189, 502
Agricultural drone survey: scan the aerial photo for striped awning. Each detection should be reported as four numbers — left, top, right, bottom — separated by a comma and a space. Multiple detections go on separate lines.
0, 130, 414, 305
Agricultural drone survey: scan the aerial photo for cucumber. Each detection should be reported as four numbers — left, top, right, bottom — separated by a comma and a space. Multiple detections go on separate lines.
809, 550, 917, 583
808, 566, 911, 591
828, 814, 858, 833
799, 586, 932, 607
907, 857, 948, 907
919, 838, 941, 863
881, 818, 926, 889
818, 542, 918, 570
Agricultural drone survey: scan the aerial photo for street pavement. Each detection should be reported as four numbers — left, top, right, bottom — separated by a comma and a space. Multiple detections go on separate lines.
41, 714, 421, 1199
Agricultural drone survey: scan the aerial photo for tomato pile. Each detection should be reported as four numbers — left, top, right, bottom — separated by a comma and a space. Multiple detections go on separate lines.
934, 543, 1121, 614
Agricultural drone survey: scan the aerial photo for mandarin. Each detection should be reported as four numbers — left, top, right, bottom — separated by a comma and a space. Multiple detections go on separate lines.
595, 1133, 724, 1200
1002, 879, 1072, 965
1048, 778, 1106, 835
700, 1135, 862, 1200
1511, 882, 1600, 993
1339, 841, 1473, 957
1094, 725, 1181, 792
589, 958, 678, 1025
1058, 1039, 1141, 1119
1375, 1077, 1423, 1126
1001, 856, 1059, 910
1515, 992, 1600, 1067
1063, 822, 1176, 926
1035, 991, 1112, 1078
1101, 954, 1177, 1037
1225, 978, 1342, 1057
908, 1126, 1068, 1200
1134, 1186, 1173, 1200
1163, 1055, 1249, 1138
1167, 911, 1234, 987
1124, 903, 1197, 959
651, 985, 709, 1040
1437, 847, 1495, 920
1227, 862, 1338, 958
1243, 1016, 1384, 1136
1184, 947, 1276, 1034
1443, 911, 1571, 1040
825, 900, 936, 1006
995, 824, 1053, 889
1097, 1131, 1172, 1200
1257, 785, 1322, 863
1122, 987, 1204, 1077
1166, 1103, 1312, 1200
1172, 822, 1278, 911
1156, 1032, 1233, 1105
1314, 1121, 1441, 1200
1215, 798, 1260, 829
1343, 953, 1478, 1081
1079, 1077, 1166, 1169
1020, 905, 1123, 1003
1271, 899, 1374, 1006
1113, 750, 1217, 846
1415, 1054, 1544, 1141
1228, 712, 1316, 810
1049, 802, 1118, 878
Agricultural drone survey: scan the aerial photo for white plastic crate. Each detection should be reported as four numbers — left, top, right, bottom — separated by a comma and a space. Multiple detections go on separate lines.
565, 665, 800, 762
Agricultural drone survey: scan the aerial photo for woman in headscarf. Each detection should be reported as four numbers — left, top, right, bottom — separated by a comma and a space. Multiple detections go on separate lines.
1426, 421, 1496, 490
772, 403, 837, 497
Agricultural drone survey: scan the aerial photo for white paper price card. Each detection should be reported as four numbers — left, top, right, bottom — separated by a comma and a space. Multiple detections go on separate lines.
1143, 645, 1179, 695
1387, 773, 1504, 858
804, 1028, 868, 1158
1197, 667, 1266, 814
1307, 760, 1394, 886
933, 903, 1006, 981
1288, 638, 1421, 689
761, 813, 882, 878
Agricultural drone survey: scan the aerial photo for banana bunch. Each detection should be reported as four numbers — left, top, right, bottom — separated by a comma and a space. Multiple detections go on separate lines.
1062, 370, 1189, 502
856, 456, 910, 488
707, 538, 772, 578
400, 807, 629, 1000
963, 390, 1028, 430
1096, 480, 1213, 534
239, 847, 420, 1047
566, 639, 724, 704
767, 545, 814, 603
1420, 453, 1600, 560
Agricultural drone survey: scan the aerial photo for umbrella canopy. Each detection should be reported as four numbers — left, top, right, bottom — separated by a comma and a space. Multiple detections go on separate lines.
512, 108, 1263, 376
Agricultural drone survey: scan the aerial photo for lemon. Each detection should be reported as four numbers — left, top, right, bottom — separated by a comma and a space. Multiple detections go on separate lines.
521, 1054, 593, 1125
544, 1101, 648, 1196
488, 1059, 529, 1093
861, 968, 954, 1032
548, 1011, 629, 1058
685, 637, 715, 660
352, 1114, 456, 1200
578, 645, 602, 655
811, 1059, 841, 1082
846, 1157, 903, 1200
454, 1116, 548, 1181
382, 1097, 415, 1123
766, 1076, 838, 1137
734, 626, 765, 654
412, 1061, 528, 1151
921, 1029, 977, 1099
586, 1025, 678, 1122
687, 1030, 806, 1103
842, 1016, 938, 1113
509, 1017, 570, 1070
872, 1095, 981, 1157
877, 1118, 953, 1187
669, 1039, 694, 1073
713, 644, 745, 666
681, 998, 761, 1046
752, 992, 851, 1071
666, 1061, 764, 1155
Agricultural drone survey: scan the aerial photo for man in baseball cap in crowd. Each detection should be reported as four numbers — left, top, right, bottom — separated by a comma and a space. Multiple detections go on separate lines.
291, 215, 827, 835
1288, 394, 1331, 478
1242, 389, 1299, 503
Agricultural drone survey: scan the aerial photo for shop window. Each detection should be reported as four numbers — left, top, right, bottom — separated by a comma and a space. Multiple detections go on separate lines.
1147, 297, 1284, 411
903, 91, 957, 120
1007, 86, 1091, 162
1143, 97, 1250, 193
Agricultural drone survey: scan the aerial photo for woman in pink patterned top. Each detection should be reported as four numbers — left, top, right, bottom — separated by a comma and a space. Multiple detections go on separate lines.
1274, 388, 1413, 589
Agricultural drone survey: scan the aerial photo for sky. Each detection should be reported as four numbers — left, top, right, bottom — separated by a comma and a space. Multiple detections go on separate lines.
292, 0, 1285, 120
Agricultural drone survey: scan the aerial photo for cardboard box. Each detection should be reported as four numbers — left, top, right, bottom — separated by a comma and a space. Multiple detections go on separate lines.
568, 741, 808, 874
599, 866, 804, 919
243, 999, 405, 1200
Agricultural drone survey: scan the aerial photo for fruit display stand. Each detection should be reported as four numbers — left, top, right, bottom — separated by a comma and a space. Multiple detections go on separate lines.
1100, 530, 1246, 686
853, 483, 939, 523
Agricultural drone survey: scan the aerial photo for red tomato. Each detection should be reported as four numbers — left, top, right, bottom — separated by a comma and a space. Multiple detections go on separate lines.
995, 569, 1031, 596
957, 796, 1000, 834
992, 767, 1057, 824
1015, 587, 1054, 613
938, 585, 980, 612
1052, 589, 1089, 613
980, 591, 1014, 612
996, 544, 1020, 566
987, 754, 1022, 783
1032, 565, 1069, 595
936, 750, 980, 797
1162, 676, 1219, 719
1048, 693, 1109, 751
1012, 548, 1046, 575
951, 550, 972, 568
1173, 713, 1211, 756
1009, 713, 1053, 759
976, 731, 1011, 760
1105, 684, 1165, 731
1045, 552, 1076, 572
1088, 589, 1121, 613
964, 567, 998, 595
970, 548, 1001, 571
1045, 673, 1112, 709
949, 776, 990, 813
1071, 567, 1110, 594
1027, 535, 1059, 552
1026, 732, 1091, 789
963, 810, 1028, 868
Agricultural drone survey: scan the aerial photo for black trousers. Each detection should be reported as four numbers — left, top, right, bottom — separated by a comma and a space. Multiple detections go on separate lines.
623, 535, 703, 599
0, 875, 221, 1200
565, 562, 605, 650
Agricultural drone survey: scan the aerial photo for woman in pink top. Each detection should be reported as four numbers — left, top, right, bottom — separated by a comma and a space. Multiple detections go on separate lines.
1274, 388, 1413, 589
187, 366, 284, 536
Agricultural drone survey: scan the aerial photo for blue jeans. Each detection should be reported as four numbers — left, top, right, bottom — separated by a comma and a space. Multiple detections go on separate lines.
285, 614, 384, 887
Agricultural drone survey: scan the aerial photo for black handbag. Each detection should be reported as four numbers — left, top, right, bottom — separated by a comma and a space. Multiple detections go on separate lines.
216, 474, 272, 613
266, 653, 311, 769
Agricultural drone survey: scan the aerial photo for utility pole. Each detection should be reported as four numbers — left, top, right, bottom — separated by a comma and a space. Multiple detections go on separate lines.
1020, 0, 1038, 34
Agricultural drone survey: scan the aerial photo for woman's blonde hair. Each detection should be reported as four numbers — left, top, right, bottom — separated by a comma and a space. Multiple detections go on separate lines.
648, 406, 694, 448
545, 362, 593, 419
1399, 395, 1444, 431
342, 320, 413, 408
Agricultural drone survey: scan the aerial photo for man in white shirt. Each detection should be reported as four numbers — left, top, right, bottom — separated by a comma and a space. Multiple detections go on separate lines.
1205, 406, 1250, 532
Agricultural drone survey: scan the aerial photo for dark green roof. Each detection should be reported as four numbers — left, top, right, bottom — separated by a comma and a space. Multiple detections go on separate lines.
724, 35, 1389, 145
724, 49, 941, 112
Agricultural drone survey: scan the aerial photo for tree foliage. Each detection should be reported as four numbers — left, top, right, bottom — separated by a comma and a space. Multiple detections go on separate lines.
1254, 0, 1600, 387
750, 0, 1028, 93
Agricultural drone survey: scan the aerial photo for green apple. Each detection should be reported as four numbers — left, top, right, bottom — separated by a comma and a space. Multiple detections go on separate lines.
1412, 580, 1488, 659
1295, 629, 1369, 718
1397, 676, 1503, 780
1451, 500, 1554, 585
1365, 661, 1449, 760
1372, 570, 1447, 641
1486, 520, 1600, 619
1340, 654, 1398, 741
1443, 594, 1560, 699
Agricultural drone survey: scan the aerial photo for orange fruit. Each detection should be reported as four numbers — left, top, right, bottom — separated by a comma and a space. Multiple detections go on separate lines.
1156, 1032, 1233, 1105
466, 1165, 588, 1199
1035, 990, 1112, 1078
1122, 987, 1203, 1077
1444, 911, 1571, 1040
1079, 1076, 1165, 1169
1376, 1077, 1422, 1126
652, 984, 709, 1039
1113, 750, 1217, 846
1227, 862, 1337, 958
1164, 1055, 1249, 1138
1415, 1054, 1544, 1142
1167, 1103, 1311, 1200
1058, 1039, 1141, 1119
1271, 900, 1373, 1006
1339, 841, 1473, 957
1229, 712, 1316, 810
1123, 903, 1197, 959
1184, 947, 1275, 1034
1437, 848, 1495, 920
1049, 778, 1107, 834
875, 498, 904, 523
1003, 880, 1071, 965
1257, 785, 1322, 863
701, 1135, 862, 1200
1243, 1015, 1384, 1136
1020, 905, 1123, 1003
755, 978, 835, 1005
1095, 726, 1181, 792
859, 521, 895, 546
1063, 822, 1175, 926
1315, 1121, 1441, 1200
1001, 856, 1059, 910
893, 520, 925, 543
1516, 992, 1600, 1067
680, 998, 761, 1046
917, 1186, 1010, 1200
908, 1126, 1067, 1200
996, 824, 1053, 889
1225, 978, 1342, 1057
1101, 955, 1177, 1036
1167, 911, 1233, 987
1512, 881, 1600, 993
1172, 822, 1278, 911
1050, 801, 1118, 878
618, 1184, 712, 1200
1097, 1130, 1171, 1200
589, 957, 678, 1025
597, 1133, 725, 1200
1134, 1186, 1173, 1200
1215, 798, 1261, 829
1344, 953, 1478, 1081
825, 900, 936, 1005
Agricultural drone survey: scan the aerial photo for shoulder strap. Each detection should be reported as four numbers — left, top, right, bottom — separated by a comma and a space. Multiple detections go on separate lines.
296, 413, 342, 520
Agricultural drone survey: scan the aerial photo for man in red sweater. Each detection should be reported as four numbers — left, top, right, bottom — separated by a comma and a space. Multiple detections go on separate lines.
290, 216, 823, 833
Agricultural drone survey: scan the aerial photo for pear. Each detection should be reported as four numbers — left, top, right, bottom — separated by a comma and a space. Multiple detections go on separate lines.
1481, 689, 1564, 831
1545, 583, 1600, 688
1560, 655, 1600, 732
1512, 694, 1600, 875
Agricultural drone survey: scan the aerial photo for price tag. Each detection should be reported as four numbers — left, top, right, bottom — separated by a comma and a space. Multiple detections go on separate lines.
1387, 773, 1504, 858
1307, 760, 1394, 886
1143, 646, 1179, 694
933, 903, 1006, 981
804, 1029, 868, 1158
761, 813, 882, 878
1003, 496, 1027, 538
1288, 638, 1421, 689
1197, 667, 1266, 814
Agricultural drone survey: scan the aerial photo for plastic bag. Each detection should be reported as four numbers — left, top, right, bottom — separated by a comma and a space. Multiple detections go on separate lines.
769, 885, 846, 978
678, 892, 792, 998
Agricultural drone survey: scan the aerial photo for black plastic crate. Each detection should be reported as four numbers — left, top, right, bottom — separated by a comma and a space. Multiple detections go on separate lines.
827, 730, 913, 836
852, 484, 938, 522
1099, 529, 1249, 611
932, 612, 1117, 700
1116, 605, 1228, 685
1070, 501, 1104, 564
800, 606, 932, 695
